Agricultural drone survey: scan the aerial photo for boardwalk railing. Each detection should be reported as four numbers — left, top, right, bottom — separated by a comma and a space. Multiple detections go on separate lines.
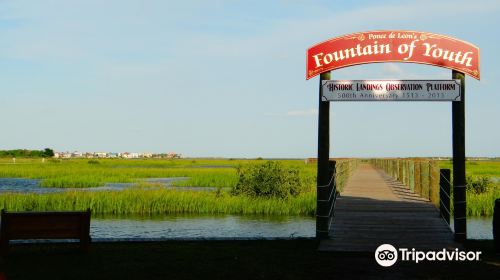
439, 169, 452, 226
316, 159, 359, 239
371, 159, 455, 230
370, 159, 440, 207
316, 161, 336, 239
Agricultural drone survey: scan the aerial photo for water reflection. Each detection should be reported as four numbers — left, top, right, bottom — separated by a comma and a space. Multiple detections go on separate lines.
90, 214, 315, 239
450, 217, 493, 240
0, 177, 223, 193
0, 178, 51, 193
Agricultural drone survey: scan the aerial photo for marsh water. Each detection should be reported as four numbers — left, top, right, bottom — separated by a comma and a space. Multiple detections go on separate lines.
0, 178, 494, 239
450, 217, 494, 240
0, 177, 223, 193
91, 214, 315, 239
88, 214, 493, 240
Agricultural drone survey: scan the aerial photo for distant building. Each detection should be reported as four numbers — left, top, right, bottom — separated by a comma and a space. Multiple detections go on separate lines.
167, 152, 181, 159
121, 152, 139, 159
130, 153, 140, 159
72, 152, 83, 158
120, 152, 130, 158
108, 153, 119, 158
52, 150, 181, 159
94, 152, 108, 158
62, 152, 72, 159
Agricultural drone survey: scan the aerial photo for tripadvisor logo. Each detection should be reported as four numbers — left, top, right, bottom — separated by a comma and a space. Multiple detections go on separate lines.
375, 244, 482, 267
375, 244, 398, 267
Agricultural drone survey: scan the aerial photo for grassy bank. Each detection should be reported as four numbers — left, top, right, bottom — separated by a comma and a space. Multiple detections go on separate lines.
0, 158, 319, 189
439, 160, 500, 177
0, 188, 316, 216
0, 158, 242, 188
0, 158, 362, 216
439, 160, 500, 216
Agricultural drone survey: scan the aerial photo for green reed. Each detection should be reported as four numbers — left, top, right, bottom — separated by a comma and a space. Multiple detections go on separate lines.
0, 158, 317, 189
0, 188, 316, 216
0, 159, 240, 188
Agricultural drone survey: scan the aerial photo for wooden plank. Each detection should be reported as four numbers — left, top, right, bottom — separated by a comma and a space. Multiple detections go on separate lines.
319, 163, 459, 252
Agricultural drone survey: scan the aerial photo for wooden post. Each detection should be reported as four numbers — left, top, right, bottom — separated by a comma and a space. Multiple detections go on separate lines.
414, 162, 421, 196
494, 199, 500, 252
429, 161, 440, 207
452, 70, 467, 242
402, 161, 407, 185
421, 162, 430, 200
439, 169, 451, 226
409, 161, 415, 192
316, 71, 331, 239
80, 208, 91, 252
0, 209, 8, 255
398, 160, 403, 181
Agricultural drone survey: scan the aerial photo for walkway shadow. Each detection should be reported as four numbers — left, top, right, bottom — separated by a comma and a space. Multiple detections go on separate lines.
320, 164, 456, 252
321, 195, 456, 252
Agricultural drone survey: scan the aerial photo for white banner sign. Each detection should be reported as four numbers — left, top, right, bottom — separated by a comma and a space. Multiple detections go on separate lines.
322, 80, 461, 101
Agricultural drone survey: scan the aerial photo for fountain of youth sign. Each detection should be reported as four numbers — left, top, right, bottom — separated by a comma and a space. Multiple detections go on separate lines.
307, 30, 480, 242
306, 30, 480, 80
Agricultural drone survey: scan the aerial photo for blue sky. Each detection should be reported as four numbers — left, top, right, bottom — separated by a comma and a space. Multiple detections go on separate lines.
1, 0, 499, 158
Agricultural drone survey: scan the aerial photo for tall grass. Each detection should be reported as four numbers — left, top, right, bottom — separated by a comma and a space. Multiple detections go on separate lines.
0, 158, 356, 216
466, 187, 500, 216
0, 159, 241, 188
438, 160, 500, 217
439, 160, 500, 177
0, 158, 317, 189
0, 189, 316, 216
170, 169, 238, 188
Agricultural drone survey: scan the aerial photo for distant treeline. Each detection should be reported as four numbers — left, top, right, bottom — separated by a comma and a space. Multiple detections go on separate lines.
0, 148, 54, 158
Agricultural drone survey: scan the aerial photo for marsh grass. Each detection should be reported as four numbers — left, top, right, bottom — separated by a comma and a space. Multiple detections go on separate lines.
0, 158, 318, 189
0, 188, 316, 216
0, 159, 241, 188
438, 160, 500, 217
439, 160, 500, 177
0, 158, 360, 216
466, 188, 500, 216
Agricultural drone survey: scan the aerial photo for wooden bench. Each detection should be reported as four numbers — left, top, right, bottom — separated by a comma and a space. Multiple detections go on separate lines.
0, 209, 91, 254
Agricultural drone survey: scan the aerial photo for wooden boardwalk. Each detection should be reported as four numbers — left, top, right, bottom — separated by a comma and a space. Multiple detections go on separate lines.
319, 163, 459, 252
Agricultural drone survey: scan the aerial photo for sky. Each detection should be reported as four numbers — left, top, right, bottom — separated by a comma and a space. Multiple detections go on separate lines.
0, 0, 499, 158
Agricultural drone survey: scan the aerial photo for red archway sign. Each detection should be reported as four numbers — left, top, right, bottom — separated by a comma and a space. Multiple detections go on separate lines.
306, 30, 480, 80
309, 30, 480, 243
